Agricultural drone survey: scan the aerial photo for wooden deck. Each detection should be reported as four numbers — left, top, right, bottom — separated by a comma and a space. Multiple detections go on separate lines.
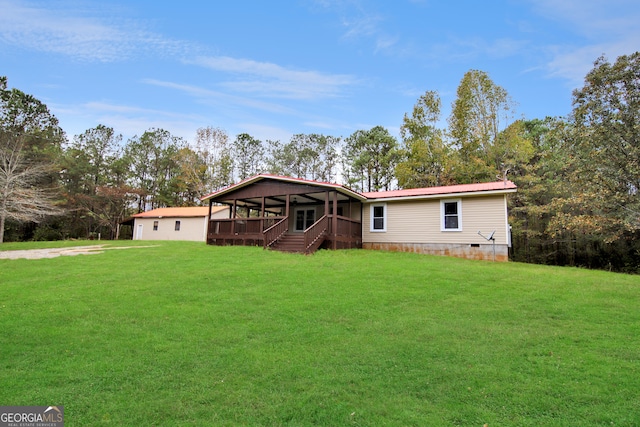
202, 175, 365, 254
207, 215, 362, 254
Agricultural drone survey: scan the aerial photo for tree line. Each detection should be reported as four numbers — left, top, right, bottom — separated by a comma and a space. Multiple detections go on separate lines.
2, 52, 639, 272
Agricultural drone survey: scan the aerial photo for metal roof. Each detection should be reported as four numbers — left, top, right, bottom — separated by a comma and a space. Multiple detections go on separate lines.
131, 206, 227, 218
200, 174, 517, 205
362, 180, 517, 201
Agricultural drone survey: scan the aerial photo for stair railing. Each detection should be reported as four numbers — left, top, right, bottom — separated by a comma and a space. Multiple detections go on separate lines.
263, 216, 289, 249
304, 215, 328, 253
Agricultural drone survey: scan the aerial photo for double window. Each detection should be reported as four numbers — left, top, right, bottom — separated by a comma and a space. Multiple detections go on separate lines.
441, 199, 462, 231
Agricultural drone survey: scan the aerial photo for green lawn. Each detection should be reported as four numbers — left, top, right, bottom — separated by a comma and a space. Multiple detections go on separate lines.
1, 241, 639, 426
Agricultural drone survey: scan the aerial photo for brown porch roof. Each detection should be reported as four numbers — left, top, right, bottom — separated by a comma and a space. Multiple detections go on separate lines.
200, 174, 367, 202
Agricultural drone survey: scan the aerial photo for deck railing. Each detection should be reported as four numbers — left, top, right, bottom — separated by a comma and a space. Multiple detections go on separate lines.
208, 214, 362, 251
326, 216, 362, 249
330, 216, 362, 237
304, 215, 329, 253
263, 216, 289, 248
208, 217, 284, 244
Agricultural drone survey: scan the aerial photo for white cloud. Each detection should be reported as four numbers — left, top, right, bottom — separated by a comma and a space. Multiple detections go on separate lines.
340, 11, 382, 40
142, 78, 299, 115
529, 0, 638, 35
50, 100, 209, 143
0, 0, 193, 61
310, 0, 404, 55
189, 56, 357, 100
528, 0, 640, 85
374, 35, 400, 53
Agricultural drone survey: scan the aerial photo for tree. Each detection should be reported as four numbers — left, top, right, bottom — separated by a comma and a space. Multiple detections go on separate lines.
0, 132, 64, 242
173, 146, 209, 205
550, 52, 640, 244
303, 133, 340, 182
60, 125, 134, 239
124, 128, 184, 210
233, 133, 264, 180
396, 91, 453, 188
489, 120, 535, 181
508, 118, 575, 265
267, 134, 340, 182
343, 126, 399, 192
193, 126, 234, 192
0, 77, 64, 243
448, 70, 516, 183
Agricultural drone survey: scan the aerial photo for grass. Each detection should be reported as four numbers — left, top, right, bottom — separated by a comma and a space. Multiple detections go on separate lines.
1, 240, 639, 426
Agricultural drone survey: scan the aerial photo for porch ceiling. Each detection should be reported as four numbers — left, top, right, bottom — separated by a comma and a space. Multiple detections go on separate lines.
202, 174, 365, 210
215, 190, 354, 211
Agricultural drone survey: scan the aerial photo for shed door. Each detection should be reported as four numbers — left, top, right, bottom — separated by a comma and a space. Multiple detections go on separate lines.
136, 224, 143, 240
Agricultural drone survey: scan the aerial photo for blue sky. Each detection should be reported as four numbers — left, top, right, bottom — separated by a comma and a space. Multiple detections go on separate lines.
2, 0, 639, 146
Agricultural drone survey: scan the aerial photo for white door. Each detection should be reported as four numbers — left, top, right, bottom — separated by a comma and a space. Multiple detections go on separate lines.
136, 224, 143, 240
294, 208, 316, 231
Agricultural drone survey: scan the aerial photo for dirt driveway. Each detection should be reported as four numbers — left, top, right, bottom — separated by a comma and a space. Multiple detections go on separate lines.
0, 245, 154, 260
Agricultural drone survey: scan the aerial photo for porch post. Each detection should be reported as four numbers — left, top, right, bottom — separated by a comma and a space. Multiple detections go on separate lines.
231, 199, 237, 236
285, 193, 290, 218
261, 196, 265, 232
325, 191, 329, 216
207, 199, 213, 243
332, 191, 338, 249
324, 191, 330, 247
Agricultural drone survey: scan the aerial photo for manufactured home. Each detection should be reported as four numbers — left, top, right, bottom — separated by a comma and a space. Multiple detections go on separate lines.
201, 175, 516, 261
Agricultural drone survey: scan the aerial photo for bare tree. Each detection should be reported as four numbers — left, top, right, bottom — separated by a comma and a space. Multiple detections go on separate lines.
0, 132, 63, 243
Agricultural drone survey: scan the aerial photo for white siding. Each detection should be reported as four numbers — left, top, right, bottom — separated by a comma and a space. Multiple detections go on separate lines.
362, 195, 509, 245
133, 217, 207, 241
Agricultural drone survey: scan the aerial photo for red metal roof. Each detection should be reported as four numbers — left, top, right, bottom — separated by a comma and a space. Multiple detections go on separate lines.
132, 206, 226, 218
362, 180, 517, 200
200, 174, 517, 202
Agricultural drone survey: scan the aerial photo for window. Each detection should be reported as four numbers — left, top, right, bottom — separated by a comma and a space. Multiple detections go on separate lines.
371, 204, 386, 232
153, 221, 159, 231
175, 220, 181, 231
441, 199, 462, 231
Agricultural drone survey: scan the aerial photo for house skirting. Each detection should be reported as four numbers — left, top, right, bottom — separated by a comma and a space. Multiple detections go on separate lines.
363, 242, 509, 262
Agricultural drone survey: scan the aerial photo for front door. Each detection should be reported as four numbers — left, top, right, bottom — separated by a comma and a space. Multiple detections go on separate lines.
294, 208, 316, 231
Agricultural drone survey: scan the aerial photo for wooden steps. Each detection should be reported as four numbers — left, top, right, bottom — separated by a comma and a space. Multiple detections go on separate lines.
270, 233, 305, 253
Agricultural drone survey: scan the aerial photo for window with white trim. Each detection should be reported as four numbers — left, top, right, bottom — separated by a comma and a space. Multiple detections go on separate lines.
441, 199, 462, 231
371, 204, 386, 232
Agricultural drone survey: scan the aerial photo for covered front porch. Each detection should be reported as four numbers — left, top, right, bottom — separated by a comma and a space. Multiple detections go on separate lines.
202, 175, 364, 254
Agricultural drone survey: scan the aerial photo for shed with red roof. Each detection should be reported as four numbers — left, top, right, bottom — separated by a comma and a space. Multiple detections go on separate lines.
130, 206, 229, 242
